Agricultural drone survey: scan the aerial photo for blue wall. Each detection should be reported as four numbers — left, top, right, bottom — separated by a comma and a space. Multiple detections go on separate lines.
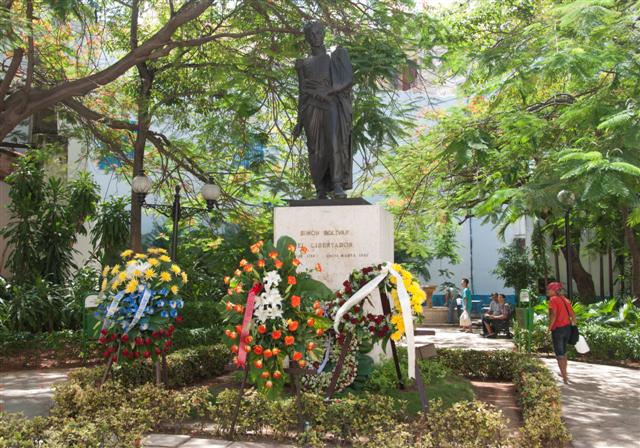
432, 294, 517, 315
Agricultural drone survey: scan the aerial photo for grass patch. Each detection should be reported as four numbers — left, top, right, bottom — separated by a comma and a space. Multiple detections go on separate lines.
343, 352, 475, 414
347, 371, 474, 414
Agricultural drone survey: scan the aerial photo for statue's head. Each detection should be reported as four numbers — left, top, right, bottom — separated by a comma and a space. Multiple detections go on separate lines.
303, 21, 325, 47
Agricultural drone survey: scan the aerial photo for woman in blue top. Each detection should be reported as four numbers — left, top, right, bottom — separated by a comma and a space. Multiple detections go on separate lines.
460, 278, 473, 333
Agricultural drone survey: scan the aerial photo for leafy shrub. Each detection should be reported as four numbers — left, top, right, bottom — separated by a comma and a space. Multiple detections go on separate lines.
436, 349, 571, 447
0, 412, 50, 446
573, 297, 640, 329
578, 323, 640, 360
0, 149, 99, 286
171, 327, 222, 349
210, 389, 406, 444
514, 310, 640, 361
178, 299, 222, 329
0, 330, 83, 356
0, 267, 98, 333
69, 344, 230, 388
493, 243, 541, 298
513, 321, 553, 354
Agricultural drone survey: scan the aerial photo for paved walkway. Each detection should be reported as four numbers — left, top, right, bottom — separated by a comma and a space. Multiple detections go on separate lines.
415, 325, 515, 351
541, 358, 640, 448
143, 435, 293, 447
0, 368, 70, 417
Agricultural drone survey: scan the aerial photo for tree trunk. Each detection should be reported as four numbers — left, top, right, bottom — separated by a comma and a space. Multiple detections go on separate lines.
560, 243, 596, 303
129, 0, 154, 253
599, 252, 604, 299
621, 208, 640, 300
608, 245, 614, 297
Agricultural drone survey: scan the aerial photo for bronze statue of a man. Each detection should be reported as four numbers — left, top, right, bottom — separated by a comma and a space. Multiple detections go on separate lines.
293, 21, 354, 199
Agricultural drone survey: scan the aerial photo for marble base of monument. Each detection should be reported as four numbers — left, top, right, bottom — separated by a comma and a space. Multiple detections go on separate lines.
274, 201, 393, 362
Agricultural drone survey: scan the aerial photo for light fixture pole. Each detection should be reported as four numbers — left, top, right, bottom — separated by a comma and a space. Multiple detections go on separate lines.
557, 190, 576, 300
131, 172, 221, 261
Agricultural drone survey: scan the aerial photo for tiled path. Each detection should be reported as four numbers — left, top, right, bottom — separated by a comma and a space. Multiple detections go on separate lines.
0, 368, 70, 417
415, 325, 516, 351
142, 435, 293, 447
541, 358, 640, 448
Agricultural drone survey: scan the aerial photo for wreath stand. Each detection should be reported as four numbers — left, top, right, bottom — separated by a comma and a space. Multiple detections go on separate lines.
225, 364, 318, 438
99, 347, 168, 387
325, 284, 436, 412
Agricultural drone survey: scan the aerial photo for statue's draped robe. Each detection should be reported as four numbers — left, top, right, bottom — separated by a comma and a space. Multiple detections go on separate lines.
298, 47, 353, 192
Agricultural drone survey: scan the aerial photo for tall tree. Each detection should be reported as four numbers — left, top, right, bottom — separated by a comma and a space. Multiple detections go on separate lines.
381, 0, 640, 301
35, 1, 438, 248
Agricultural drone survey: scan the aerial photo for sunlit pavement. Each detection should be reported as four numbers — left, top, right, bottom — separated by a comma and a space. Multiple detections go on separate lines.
541, 358, 640, 448
414, 325, 516, 351
0, 368, 71, 417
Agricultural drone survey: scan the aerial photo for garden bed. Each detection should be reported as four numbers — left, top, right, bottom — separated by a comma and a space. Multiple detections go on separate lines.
0, 346, 570, 447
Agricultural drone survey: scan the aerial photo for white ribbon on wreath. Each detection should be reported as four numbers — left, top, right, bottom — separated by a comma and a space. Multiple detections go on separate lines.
332, 262, 416, 379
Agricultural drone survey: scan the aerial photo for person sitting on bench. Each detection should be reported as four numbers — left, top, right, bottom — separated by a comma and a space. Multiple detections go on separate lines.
482, 293, 501, 336
483, 294, 508, 338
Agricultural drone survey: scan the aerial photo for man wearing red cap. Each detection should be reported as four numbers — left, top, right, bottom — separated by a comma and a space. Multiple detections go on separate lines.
547, 282, 576, 384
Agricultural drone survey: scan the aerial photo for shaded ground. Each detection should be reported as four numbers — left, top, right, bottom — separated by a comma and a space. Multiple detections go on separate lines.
0, 349, 100, 372
470, 381, 522, 434
143, 434, 293, 448
541, 358, 640, 448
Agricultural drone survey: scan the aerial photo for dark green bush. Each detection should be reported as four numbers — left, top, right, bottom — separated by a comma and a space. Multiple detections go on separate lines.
69, 344, 230, 388
172, 326, 222, 349
0, 330, 82, 356
514, 319, 640, 361
178, 300, 222, 329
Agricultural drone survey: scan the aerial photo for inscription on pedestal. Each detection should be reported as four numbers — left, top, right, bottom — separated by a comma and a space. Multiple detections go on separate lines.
274, 204, 393, 292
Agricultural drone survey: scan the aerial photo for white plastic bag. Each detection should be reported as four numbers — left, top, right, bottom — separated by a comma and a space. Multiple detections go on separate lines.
575, 335, 590, 354
459, 310, 471, 327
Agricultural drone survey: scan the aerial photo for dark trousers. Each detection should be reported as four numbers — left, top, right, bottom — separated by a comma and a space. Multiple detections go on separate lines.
481, 315, 494, 334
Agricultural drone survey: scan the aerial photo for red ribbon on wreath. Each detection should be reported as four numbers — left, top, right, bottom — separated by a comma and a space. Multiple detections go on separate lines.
238, 283, 263, 368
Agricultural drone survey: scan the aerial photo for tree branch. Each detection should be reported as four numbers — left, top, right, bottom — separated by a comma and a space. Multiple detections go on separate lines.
0, 47, 23, 110
0, 0, 215, 139
23, 0, 34, 97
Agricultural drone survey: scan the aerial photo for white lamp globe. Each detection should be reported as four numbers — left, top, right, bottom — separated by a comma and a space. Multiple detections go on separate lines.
132, 173, 152, 194
201, 182, 221, 201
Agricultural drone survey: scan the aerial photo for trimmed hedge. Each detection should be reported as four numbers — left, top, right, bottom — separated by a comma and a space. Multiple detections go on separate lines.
69, 343, 230, 388
436, 349, 570, 447
1, 346, 568, 447
0, 330, 82, 356
514, 321, 640, 361
579, 323, 640, 360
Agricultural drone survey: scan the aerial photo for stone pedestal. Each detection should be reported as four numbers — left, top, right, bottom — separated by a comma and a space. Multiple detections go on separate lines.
274, 201, 394, 362
274, 202, 393, 291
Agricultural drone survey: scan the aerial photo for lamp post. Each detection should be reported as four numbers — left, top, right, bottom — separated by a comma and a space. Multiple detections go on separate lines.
131, 172, 221, 261
557, 190, 576, 300
130, 172, 220, 385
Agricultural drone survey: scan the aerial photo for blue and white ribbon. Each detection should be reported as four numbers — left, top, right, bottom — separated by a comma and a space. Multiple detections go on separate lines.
100, 290, 125, 331
124, 288, 153, 334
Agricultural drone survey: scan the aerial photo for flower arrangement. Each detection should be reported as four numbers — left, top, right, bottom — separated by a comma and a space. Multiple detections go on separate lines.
388, 263, 426, 341
301, 335, 359, 394
220, 236, 333, 394
324, 265, 392, 342
303, 263, 425, 394
95, 247, 187, 364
